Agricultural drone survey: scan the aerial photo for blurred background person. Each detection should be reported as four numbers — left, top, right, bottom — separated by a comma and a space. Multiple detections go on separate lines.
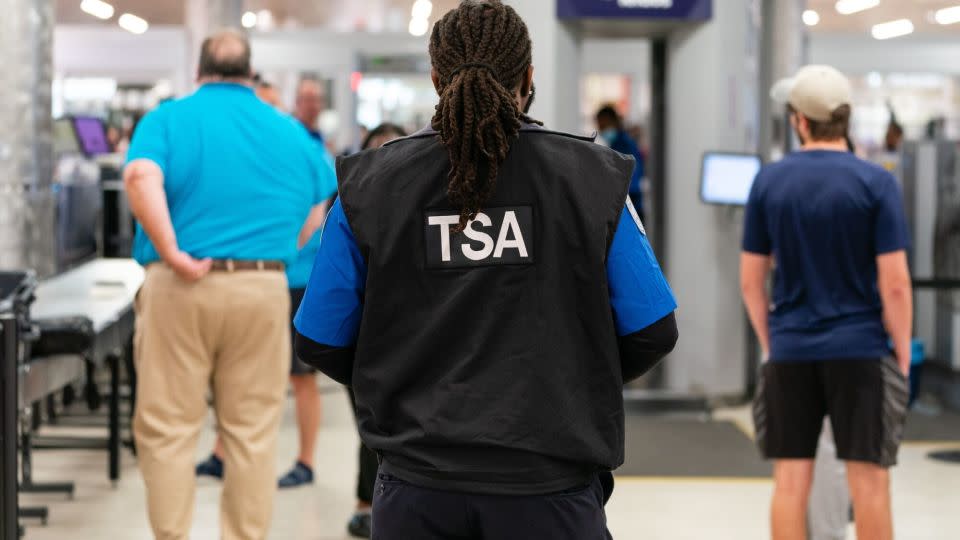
596, 105, 646, 222
125, 29, 335, 539
253, 72, 283, 109
294, 77, 338, 155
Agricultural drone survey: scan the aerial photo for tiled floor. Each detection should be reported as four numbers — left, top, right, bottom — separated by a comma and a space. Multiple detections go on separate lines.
18, 380, 960, 539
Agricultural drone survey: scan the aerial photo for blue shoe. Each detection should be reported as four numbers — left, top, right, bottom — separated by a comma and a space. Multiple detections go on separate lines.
278, 461, 314, 489
195, 454, 223, 480
347, 512, 372, 538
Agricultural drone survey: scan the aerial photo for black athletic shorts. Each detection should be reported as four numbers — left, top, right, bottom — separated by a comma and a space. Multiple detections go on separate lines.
752, 358, 909, 468
288, 288, 315, 375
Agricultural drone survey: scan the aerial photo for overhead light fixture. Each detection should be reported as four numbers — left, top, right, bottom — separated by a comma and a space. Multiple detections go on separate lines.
409, 17, 429, 36
256, 9, 275, 29
802, 9, 820, 26
80, 0, 114, 20
241, 11, 258, 28
871, 18, 914, 40
118, 13, 149, 34
835, 0, 880, 15
934, 6, 960, 25
412, 0, 433, 20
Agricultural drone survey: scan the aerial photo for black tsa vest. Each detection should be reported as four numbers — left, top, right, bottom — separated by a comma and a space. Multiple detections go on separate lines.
337, 125, 634, 495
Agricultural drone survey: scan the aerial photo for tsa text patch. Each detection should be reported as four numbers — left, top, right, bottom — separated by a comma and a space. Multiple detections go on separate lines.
424, 207, 534, 268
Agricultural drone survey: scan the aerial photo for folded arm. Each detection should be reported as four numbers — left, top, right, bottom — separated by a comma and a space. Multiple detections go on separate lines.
124, 159, 211, 280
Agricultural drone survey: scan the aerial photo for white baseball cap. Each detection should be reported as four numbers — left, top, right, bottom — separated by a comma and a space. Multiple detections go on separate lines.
770, 65, 852, 122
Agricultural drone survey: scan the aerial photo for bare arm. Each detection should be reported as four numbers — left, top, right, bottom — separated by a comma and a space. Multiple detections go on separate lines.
298, 197, 333, 249
877, 250, 912, 374
740, 252, 772, 358
124, 159, 211, 281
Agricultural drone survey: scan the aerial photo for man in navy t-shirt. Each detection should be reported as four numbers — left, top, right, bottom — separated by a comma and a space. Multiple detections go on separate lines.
741, 65, 912, 540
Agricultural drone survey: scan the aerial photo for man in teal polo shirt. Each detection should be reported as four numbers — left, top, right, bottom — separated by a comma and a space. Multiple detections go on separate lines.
195, 84, 338, 492
124, 30, 336, 540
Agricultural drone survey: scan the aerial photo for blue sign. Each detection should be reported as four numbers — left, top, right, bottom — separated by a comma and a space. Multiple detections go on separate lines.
557, 0, 712, 20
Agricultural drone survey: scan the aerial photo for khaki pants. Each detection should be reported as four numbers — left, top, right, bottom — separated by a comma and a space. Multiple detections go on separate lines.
133, 265, 290, 540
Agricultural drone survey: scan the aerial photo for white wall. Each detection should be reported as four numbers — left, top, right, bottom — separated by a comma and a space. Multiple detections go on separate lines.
582, 39, 651, 77
664, 0, 760, 397
54, 25, 189, 91
810, 33, 960, 76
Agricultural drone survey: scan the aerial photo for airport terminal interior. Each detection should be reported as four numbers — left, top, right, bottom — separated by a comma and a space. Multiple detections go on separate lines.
2, 0, 960, 539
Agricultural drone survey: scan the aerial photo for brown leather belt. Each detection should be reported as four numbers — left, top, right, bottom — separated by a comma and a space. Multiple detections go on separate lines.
209, 259, 284, 272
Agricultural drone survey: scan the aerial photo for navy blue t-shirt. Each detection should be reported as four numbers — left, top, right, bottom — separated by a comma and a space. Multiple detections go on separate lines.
742, 150, 910, 361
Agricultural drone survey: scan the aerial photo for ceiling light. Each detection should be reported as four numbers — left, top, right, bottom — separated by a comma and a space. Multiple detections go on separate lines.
871, 18, 914, 40
412, 0, 433, 20
256, 9, 274, 29
241, 11, 258, 28
835, 0, 880, 15
934, 6, 960, 25
118, 13, 149, 34
409, 17, 429, 37
802, 10, 820, 26
80, 0, 114, 20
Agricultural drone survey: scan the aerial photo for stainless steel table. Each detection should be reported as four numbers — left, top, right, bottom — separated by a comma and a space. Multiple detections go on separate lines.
27, 259, 144, 484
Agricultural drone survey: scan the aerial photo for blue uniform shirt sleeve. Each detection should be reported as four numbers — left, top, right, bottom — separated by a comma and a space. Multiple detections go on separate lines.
126, 106, 169, 175
607, 203, 677, 336
294, 199, 366, 347
741, 172, 771, 255
873, 172, 911, 254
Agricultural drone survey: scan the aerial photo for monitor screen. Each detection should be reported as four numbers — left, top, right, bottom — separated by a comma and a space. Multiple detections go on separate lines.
53, 118, 81, 155
72, 116, 112, 156
700, 152, 762, 206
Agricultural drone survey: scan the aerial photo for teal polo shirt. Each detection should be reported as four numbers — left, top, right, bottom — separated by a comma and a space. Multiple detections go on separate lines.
127, 83, 337, 268
286, 147, 336, 288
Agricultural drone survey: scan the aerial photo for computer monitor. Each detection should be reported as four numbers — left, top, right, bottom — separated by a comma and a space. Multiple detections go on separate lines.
700, 152, 762, 206
72, 116, 112, 157
53, 118, 81, 155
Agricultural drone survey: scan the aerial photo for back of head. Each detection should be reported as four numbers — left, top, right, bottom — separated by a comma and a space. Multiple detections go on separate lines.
429, 0, 538, 229
788, 65, 852, 143
198, 29, 252, 80
595, 105, 621, 127
363, 123, 407, 150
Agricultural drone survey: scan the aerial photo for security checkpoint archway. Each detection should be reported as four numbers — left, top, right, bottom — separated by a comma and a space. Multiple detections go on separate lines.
506, 0, 806, 402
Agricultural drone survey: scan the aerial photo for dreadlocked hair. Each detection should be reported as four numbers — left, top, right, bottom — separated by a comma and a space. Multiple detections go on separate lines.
429, 0, 541, 230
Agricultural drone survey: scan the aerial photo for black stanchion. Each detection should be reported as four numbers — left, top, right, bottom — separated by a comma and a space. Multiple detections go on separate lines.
912, 278, 960, 465
1, 315, 20, 540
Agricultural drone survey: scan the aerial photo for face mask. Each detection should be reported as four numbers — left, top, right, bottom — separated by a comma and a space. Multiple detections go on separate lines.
600, 128, 618, 145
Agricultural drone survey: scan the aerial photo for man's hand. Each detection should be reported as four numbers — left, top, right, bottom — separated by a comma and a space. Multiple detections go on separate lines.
164, 250, 213, 282
877, 250, 912, 377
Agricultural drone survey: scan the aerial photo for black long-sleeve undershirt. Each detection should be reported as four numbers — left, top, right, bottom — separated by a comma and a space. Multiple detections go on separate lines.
619, 312, 679, 384
294, 332, 355, 385
295, 310, 678, 388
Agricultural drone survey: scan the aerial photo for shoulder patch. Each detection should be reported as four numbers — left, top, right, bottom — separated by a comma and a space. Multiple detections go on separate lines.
626, 198, 646, 236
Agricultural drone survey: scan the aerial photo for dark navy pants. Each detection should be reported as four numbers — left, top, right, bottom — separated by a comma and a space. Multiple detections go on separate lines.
371, 472, 614, 540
